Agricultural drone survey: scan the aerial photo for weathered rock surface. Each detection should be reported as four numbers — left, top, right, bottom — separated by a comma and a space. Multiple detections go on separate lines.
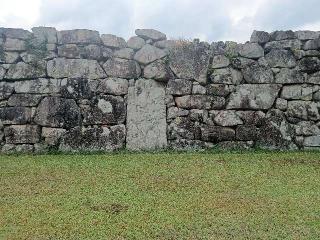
250, 30, 270, 44
227, 84, 281, 110
126, 79, 167, 150
304, 136, 320, 148
47, 58, 106, 79
82, 96, 126, 125
212, 110, 243, 126
32, 27, 57, 44
103, 58, 141, 79
34, 97, 81, 129
169, 42, 210, 84
144, 60, 173, 81
92, 78, 129, 95
242, 62, 274, 83
0, 107, 32, 124
14, 78, 65, 94
175, 95, 225, 110
211, 68, 243, 84
135, 29, 166, 41
60, 125, 126, 152
4, 125, 40, 144
42, 127, 67, 145
134, 44, 167, 65
275, 68, 305, 84
166, 79, 193, 96
101, 34, 127, 49
5, 62, 46, 79
265, 49, 296, 68
238, 43, 264, 59
127, 36, 145, 50
114, 48, 135, 60
8, 94, 42, 106
287, 101, 320, 121
57, 29, 101, 44
211, 55, 230, 69
201, 126, 235, 143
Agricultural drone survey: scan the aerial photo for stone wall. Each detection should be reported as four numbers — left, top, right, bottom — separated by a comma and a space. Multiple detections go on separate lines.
0, 27, 319, 153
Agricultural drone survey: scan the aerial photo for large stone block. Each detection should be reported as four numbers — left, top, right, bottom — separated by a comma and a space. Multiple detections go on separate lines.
91, 78, 129, 95
101, 34, 127, 49
211, 68, 243, 84
4, 125, 40, 144
304, 136, 320, 147
175, 95, 225, 110
103, 58, 141, 79
298, 57, 320, 73
212, 110, 243, 126
8, 94, 42, 107
14, 78, 65, 94
134, 44, 167, 65
143, 60, 173, 81
60, 125, 126, 152
0, 28, 32, 40
34, 97, 81, 129
227, 84, 281, 110
167, 117, 201, 140
135, 29, 166, 41
127, 36, 145, 50
126, 79, 167, 150
5, 62, 46, 79
169, 41, 211, 84
166, 79, 192, 96
287, 101, 320, 121
0, 107, 31, 124
201, 126, 235, 143
32, 27, 57, 44
82, 96, 126, 125
275, 68, 305, 84
57, 29, 101, 44
3, 38, 26, 51
238, 43, 264, 59
242, 62, 274, 83
47, 58, 106, 79
265, 49, 296, 68
0, 82, 14, 101
250, 30, 270, 44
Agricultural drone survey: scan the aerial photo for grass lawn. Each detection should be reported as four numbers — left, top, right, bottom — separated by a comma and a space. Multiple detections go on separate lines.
1, 151, 320, 239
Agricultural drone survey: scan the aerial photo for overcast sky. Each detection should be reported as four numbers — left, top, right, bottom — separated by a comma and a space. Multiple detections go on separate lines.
1, 0, 320, 43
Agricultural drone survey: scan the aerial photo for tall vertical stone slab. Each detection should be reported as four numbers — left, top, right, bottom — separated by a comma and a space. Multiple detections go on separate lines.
126, 79, 167, 150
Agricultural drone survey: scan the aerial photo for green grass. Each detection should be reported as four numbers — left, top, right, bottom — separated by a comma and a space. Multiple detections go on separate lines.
1, 151, 320, 239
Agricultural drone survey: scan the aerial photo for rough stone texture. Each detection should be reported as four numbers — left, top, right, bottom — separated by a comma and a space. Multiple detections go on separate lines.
92, 78, 129, 95
5, 62, 46, 79
242, 62, 274, 83
227, 84, 281, 110
287, 101, 320, 121
135, 29, 166, 41
47, 58, 106, 79
3, 38, 26, 51
134, 44, 167, 65
101, 34, 127, 49
14, 78, 65, 94
211, 55, 230, 69
42, 127, 67, 145
114, 48, 135, 60
304, 136, 320, 148
265, 49, 296, 68
57, 29, 101, 44
82, 96, 126, 125
212, 111, 243, 126
175, 95, 225, 110
32, 27, 57, 44
265, 40, 302, 51
0, 107, 32, 124
201, 126, 235, 143
238, 43, 264, 59
8, 94, 42, 107
127, 36, 145, 50
4, 125, 40, 144
34, 97, 81, 129
250, 30, 270, 44
211, 68, 243, 84
103, 58, 141, 79
275, 68, 305, 84
167, 79, 193, 96
126, 79, 167, 150
143, 60, 173, 81
169, 42, 210, 84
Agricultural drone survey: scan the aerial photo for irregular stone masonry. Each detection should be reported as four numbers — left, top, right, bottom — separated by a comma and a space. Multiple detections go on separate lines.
0, 27, 320, 153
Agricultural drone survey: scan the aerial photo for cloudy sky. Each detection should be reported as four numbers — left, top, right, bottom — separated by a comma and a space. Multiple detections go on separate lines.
1, 0, 320, 42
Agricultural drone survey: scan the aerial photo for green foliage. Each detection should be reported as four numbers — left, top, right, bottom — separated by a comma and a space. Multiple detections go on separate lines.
1, 152, 320, 239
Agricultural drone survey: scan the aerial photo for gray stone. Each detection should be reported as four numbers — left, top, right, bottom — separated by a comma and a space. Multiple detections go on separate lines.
143, 60, 173, 81
101, 34, 127, 49
303, 39, 320, 50
34, 97, 81, 129
238, 43, 264, 59
217, 141, 253, 150
250, 30, 270, 44
81, 44, 103, 60
4, 125, 40, 144
0, 28, 32, 40
82, 96, 126, 125
32, 27, 57, 44
212, 110, 243, 126
166, 79, 192, 96
60, 125, 126, 152
167, 117, 201, 140
313, 90, 320, 101
307, 71, 320, 84
14, 78, 65, 94
57, 29, 101, 44
169, 42, 211, 84
3, 38, 26, 51
275, 68, 305, 84
127, 36, 145, 50
0, 82, 14, 100
275, 98, 288, 111
206, 84, 232, 97
0, 66, 6, 80
236, 125, 259, 141
265, 40, 302, 51
227, 84, 281, 110
47, 58, 106, 79
304, 136, 320, 147
134, 44, 167, 65
295, 121, 320, 136
211, 68, 243, 84
8, 94, 42, 106
211, 55, 230, 69
242, 62, 274, 83
114, 48, 135, 60
167, 107, 189, 119
230, 57, 256, 69
281, 85, 314, 100
57, 44, 80, 58
201, 126, 235, 143
42, 127, 67, 145
0, 52, 20, 64
270, 30, 295, 41
236, 111, 266, 126
0, 107, 31, 124
265, 49, 296, 68
257, 109, 296, 150
126, 79, 167, 150
169, 139, 212, 150
295, 31, 320, 40
287, 101, 320, 121
135, 29, 166, 41
175, 95, 225, 110
192, 83, 207, 95
154, 40, 177, 49
93, 78, 129, 95
298, 57, 320, 73
5, 62, 46, 80
103, 58, 141, 79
